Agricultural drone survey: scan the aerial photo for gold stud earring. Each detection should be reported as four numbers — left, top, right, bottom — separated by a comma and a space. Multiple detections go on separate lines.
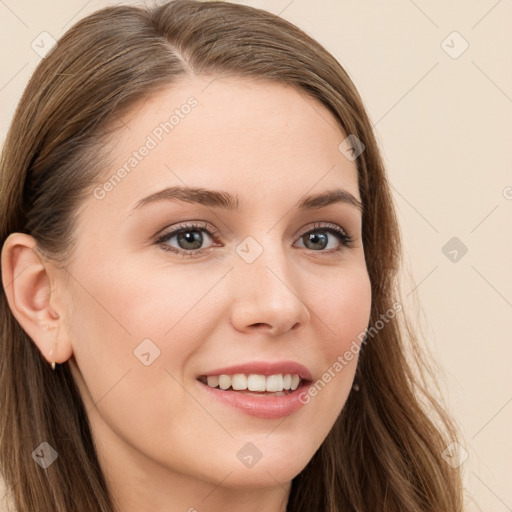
49, 341, 57, 371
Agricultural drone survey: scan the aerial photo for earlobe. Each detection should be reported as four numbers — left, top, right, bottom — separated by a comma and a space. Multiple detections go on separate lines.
1, 233, 73, 366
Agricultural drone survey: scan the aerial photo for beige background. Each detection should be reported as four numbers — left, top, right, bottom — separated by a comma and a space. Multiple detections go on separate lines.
1, 1, 511, 510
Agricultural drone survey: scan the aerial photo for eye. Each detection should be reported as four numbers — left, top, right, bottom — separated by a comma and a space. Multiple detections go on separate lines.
294, 223, 353, 253
155, 221, 218, 256
155, 221, 354, 257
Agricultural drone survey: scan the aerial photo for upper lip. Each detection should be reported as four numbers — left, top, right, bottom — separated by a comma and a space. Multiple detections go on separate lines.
198, 361, 313, 381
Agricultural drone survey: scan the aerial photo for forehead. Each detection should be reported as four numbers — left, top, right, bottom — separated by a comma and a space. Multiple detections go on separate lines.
89, 75, 360, 214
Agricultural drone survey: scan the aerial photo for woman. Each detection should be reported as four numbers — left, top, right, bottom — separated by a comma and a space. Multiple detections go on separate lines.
0, 1, 464, 510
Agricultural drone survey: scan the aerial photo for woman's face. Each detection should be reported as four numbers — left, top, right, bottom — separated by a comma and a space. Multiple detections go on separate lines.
59, 76, 371, 505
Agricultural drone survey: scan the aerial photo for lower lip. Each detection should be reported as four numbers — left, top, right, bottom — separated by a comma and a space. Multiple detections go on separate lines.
197, 380, 311, 419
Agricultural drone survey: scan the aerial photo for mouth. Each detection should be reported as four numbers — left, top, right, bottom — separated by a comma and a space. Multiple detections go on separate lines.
196, 373, 313, 419
197, 373, 308, 396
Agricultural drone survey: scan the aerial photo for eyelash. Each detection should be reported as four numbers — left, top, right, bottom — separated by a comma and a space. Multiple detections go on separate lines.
154, 221, 354, 258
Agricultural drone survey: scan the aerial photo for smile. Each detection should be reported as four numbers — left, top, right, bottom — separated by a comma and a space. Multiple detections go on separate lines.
196, 374, 312, 419
198, 373, 302, 394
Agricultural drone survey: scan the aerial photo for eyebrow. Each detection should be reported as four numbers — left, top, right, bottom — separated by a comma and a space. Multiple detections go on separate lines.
131, 186, 363, 213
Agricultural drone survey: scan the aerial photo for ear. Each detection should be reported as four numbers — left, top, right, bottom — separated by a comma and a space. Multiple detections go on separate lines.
1, 233, 73, 366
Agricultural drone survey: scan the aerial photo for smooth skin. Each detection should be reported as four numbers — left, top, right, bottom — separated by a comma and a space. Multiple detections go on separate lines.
2, 76, 372, 512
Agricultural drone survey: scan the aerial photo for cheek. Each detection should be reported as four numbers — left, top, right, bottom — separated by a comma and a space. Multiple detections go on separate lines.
67, 252, 220, 338
309, 265, 372, 358
297, 264, 371, 423
64, 257, 227, 392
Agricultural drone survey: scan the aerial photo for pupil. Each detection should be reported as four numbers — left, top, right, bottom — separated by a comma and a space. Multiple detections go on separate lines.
178, 231, 203, 250
305, 232, 327, 250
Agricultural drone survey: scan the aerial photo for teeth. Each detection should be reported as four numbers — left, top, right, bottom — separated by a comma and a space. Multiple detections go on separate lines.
203, 373, 302, 392
266, 374, 283, 392
247, 374, 266, 391
207, 375, 219, 388
218, 375, 231, 390
231, 373, 247, 390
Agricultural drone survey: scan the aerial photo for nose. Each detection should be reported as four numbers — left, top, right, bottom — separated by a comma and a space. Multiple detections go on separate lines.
230, 244, 311, 336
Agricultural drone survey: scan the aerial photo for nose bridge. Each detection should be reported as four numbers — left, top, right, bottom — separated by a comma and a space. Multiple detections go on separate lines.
239, 232, 293, 292
230, 234, 310, 334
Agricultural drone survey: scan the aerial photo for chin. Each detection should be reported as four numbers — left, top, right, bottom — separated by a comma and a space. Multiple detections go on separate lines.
214, 463, 303, 489
207, 447, 313, 488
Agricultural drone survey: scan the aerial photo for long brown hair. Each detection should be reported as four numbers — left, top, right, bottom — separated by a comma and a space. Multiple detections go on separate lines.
0, 1, 464, 510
